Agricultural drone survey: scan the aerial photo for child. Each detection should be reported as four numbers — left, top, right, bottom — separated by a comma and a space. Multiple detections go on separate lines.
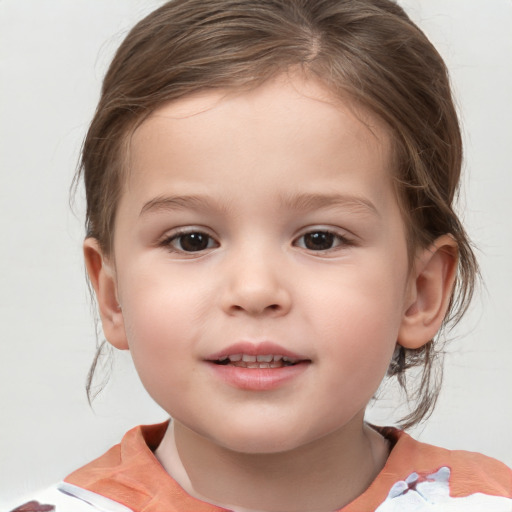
8, 0, 512, 511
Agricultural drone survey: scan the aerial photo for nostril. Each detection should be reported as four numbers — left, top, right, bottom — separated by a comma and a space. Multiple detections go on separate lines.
228, 302, 282, 315
223, 286, 291, 316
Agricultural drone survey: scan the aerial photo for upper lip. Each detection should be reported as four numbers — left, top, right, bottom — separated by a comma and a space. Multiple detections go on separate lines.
206, 341, 309, 362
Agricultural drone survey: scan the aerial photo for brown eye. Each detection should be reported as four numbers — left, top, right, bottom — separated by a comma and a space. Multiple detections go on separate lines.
169, 232, 217, 252
303, 231, 335, 251
294, 229, 353, 252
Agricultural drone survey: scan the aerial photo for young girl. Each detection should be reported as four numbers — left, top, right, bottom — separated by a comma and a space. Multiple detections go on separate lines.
8, 0, 512, 511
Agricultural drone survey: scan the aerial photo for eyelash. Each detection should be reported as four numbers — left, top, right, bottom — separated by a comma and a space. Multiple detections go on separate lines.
159, 228, 355, 255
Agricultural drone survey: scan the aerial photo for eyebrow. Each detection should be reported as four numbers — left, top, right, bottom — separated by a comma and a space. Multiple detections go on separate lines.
279, 192, 381, 218
140, 194, 230, 217
139, 192, 380, 218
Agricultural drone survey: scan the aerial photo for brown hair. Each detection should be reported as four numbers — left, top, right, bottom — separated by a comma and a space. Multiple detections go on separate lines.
79, 0, 478, 428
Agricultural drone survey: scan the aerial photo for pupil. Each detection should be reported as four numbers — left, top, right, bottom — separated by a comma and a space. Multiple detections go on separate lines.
181, 233, 208, 251
304, 232, 334, 250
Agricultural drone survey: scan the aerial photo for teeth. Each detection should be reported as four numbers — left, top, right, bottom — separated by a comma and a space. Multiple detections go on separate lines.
256, 354, 273, 363
215, 354, 300, 367
245, 362, 282, 369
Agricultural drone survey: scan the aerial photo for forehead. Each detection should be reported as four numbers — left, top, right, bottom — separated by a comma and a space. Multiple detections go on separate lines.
123, 74, 395, 214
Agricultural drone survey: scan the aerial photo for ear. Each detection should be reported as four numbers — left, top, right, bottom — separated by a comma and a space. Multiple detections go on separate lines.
83, 238, 129, 350
398, 235, 458, 350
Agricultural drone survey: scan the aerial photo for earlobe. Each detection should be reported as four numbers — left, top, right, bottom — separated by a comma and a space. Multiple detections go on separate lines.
398, 235, 458, 350
83, 238, 129, 350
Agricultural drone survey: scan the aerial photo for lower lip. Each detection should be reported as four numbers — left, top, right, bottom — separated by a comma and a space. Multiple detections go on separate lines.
207, 362, 310, 391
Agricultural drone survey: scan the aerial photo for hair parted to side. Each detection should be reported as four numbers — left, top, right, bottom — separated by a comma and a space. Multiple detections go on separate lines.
78, 0, 478, 428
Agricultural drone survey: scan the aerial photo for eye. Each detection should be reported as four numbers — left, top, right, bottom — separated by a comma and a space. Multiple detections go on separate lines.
163, 231, 218, 253
294, 230, 352, 252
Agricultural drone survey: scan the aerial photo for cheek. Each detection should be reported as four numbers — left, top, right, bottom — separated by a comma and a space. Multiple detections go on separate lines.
117, 269, 210, 388
310, 256, 407, 332
120, 260, 206, 335
320, 295, 399, 375
307, 256, 408, 374
311, 297, 400, 416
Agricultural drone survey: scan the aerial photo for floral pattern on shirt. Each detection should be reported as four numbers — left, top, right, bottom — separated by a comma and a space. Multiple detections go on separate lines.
375, 466, 512, 511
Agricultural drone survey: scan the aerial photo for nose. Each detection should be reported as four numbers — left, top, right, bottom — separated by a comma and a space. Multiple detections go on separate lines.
220, 248, 292, 317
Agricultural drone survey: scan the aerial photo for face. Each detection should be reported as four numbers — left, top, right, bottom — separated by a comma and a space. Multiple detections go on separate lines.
109, 75, 413, 454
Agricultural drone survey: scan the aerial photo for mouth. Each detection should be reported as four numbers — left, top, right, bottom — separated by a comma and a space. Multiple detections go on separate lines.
213, 354, 302, 369
206, 342, 310, 390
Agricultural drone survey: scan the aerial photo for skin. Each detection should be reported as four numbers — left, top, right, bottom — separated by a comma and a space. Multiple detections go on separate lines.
85, 73, 457, 512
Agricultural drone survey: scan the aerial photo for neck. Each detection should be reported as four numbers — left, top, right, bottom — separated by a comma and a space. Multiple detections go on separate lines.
155, 415, 389, 512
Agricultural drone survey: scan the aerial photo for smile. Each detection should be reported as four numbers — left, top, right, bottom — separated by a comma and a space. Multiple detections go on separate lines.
207, 350, 311, 391
214, 354, 299, 368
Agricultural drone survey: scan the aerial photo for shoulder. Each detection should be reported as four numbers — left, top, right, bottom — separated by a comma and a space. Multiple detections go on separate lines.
5, 482, 133, 512
381, 427, 512, 498
362, 427, 512, 512
60, 421, 220, 511
4, 422, 219, 512
4, 423, 170, 512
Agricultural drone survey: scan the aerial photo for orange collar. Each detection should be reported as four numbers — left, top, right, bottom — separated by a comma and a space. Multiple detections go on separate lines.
65, 421, 511, 511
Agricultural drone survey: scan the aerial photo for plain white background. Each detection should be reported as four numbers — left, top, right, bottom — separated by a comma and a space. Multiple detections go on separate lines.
1, 0, 511, 506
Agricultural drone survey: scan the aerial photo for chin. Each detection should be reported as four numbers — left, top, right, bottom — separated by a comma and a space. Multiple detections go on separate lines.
208, 421, 323, 455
